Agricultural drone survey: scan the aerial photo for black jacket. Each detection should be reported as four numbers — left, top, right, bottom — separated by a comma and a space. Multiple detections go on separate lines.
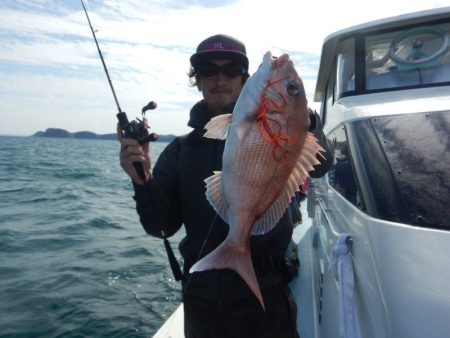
133, 101, 331, 301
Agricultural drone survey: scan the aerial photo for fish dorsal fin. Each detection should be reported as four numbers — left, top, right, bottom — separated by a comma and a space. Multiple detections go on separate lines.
251, 132, 325, 235
204, 114, 232, 140
204, 171, 229, 222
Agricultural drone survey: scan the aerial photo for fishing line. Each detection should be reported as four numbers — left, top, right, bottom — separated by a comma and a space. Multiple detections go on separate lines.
183, 213, 219, 295
81, 0, 122, 114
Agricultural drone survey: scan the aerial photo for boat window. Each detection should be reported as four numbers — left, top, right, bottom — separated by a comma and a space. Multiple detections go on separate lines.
325, 80, 334, 114
323, 60, 337, 120
336, 38, 356, 95
346, 111, 450, 230
337, 20, 450, 97
328, 125, 362, 209
320, 70, 335, 124
364, 30, 402, 89
366, 22, 450, 90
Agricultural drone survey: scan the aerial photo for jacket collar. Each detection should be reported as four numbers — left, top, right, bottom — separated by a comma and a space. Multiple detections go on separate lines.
188, 100, 211, 130
187, 100, 236, 131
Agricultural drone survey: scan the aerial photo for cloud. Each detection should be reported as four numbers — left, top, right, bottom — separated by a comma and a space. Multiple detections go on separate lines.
0, 0, 448, 135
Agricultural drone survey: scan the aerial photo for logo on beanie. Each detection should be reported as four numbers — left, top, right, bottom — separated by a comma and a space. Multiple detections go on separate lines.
204, 41, 238, 51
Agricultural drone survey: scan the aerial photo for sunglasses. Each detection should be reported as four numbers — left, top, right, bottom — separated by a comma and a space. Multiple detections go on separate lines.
198, 62, 245, 78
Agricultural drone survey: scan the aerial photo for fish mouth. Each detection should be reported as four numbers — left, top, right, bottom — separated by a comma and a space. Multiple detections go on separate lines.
272, 53, 290, 67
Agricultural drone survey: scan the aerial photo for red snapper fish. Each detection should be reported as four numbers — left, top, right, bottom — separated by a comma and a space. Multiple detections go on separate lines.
190, 51, 324, 309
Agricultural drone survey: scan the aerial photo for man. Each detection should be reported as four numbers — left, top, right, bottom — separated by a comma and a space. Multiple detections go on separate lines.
118, 34, 331, 338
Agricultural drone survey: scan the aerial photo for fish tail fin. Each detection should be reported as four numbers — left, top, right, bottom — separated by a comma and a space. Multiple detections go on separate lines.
189, 241, 265, 311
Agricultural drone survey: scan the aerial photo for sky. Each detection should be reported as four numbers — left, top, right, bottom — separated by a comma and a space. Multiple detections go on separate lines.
0, 0, 448, 137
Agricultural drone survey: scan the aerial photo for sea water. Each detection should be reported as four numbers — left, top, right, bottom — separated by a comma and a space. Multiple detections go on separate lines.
0, 135, 183, 337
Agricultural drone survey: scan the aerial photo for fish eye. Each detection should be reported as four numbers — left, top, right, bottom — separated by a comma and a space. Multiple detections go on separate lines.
286, 81, 300, 96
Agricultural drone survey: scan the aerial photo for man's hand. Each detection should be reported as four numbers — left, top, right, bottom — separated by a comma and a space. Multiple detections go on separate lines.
117, 123, 151, 185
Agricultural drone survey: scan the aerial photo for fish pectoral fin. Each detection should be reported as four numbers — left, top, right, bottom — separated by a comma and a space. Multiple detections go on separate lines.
204, 171, 228, 222
204, 114, 232, 140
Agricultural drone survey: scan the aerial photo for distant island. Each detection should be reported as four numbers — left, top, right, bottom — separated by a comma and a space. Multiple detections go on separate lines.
32, 128, 176, 142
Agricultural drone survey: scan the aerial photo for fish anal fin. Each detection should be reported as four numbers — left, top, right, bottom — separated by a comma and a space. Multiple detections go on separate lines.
251, 190, 291, 235
204, 113, 232, 140
189, 241, 265, 311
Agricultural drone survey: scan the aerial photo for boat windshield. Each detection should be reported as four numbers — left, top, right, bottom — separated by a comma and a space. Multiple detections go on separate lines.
337, 20, 450, 97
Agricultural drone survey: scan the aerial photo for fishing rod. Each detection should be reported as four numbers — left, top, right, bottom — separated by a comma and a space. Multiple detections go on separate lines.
81, 0, 183, 282
81, 0, 157, 180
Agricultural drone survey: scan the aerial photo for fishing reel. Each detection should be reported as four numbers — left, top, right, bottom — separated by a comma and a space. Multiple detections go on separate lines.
117, 101, 158, 144
117, 101, 158, 182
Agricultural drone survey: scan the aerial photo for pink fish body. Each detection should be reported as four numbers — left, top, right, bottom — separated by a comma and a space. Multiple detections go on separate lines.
189, 51, 324, 309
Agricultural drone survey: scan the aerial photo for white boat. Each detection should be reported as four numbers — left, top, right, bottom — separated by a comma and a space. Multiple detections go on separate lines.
155, 6, 450, 338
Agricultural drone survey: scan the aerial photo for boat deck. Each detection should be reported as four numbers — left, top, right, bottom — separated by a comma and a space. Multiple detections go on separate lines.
290, 201, 316, 338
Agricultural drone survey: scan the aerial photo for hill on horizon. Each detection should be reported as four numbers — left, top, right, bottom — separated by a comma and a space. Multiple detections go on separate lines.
32, 128, 176, 142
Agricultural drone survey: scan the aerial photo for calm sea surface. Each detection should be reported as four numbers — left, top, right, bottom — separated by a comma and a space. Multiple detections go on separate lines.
0, 135, 183, 338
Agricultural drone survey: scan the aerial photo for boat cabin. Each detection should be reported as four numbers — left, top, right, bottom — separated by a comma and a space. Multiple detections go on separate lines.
306, 7, 450, 338
313, 7, 450, 230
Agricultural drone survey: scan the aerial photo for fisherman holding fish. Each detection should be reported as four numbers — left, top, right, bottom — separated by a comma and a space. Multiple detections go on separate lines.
118, 34, 331, 338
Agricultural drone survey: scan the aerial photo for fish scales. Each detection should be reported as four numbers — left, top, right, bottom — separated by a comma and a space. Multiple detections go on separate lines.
190, 51, 325, 310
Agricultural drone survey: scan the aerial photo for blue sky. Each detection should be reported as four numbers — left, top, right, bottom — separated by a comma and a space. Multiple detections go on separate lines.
0, 0, 448, 136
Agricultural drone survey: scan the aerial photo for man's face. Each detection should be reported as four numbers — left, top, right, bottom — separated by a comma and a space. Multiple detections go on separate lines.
197, 59, 245, 115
